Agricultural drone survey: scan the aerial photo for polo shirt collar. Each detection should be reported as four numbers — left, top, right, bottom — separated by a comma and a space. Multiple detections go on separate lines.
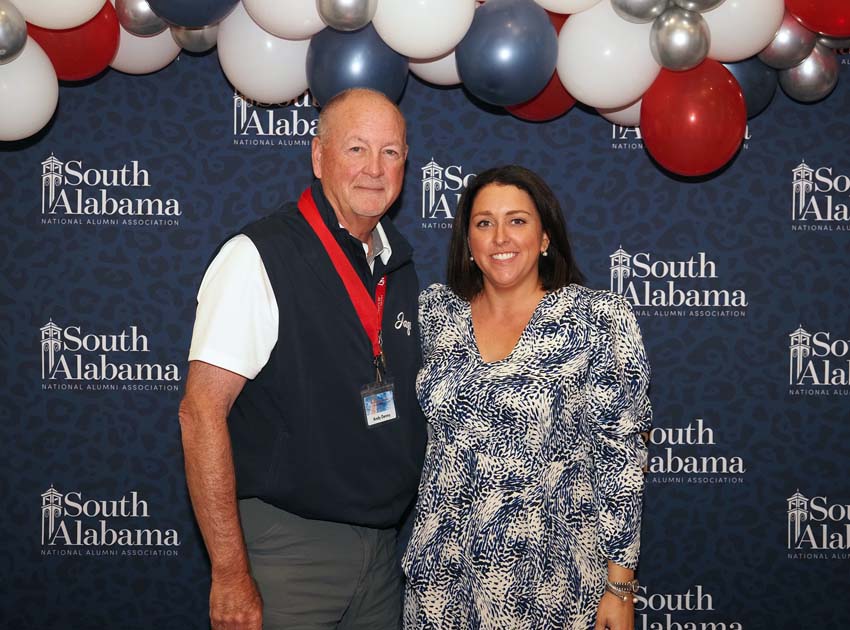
312, 180, 398, 267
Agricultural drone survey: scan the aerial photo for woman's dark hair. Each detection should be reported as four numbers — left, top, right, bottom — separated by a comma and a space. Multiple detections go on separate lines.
447, 165, 585, 300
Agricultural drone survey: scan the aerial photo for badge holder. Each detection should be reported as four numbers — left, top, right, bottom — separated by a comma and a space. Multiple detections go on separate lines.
361, 352, 397, 428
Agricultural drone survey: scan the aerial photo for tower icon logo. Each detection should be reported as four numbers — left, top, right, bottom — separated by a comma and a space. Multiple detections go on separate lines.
609, 246, 631, 295
41, 154, 64, 214
791, 161, 814, 221
41, 320, 63, 379
788, 326, 812, 385
41, 486, 63, 545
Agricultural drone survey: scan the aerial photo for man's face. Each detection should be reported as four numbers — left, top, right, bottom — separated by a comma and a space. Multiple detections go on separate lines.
312, 93, 408, 228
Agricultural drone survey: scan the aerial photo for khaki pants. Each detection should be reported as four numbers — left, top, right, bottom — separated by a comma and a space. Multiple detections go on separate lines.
238, 498, 402, 630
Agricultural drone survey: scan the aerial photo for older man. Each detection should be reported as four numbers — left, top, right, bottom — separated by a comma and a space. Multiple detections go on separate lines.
179, 88, 426, 630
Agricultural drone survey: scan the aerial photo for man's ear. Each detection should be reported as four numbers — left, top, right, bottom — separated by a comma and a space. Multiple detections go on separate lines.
311, 137, 322, 179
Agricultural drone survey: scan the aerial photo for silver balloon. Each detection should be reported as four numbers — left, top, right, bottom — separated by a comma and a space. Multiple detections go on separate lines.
0, 0, 27, 65
116, 0, 168, 37
779, 43, 839, 103
757, 12, 816, 70
818, 36, 850, 50
171, 24, 218, 53
612, 0, 669, 24
672, 0, 724, 12
316, 0, 377, 32
650, 7, 710, 71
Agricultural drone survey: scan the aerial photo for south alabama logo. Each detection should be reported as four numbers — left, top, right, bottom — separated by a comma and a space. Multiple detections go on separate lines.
610, 246, 747, 312
41, 154, 180, 222
420, 158, 476, 228
791, 161, 850, 230
789, 325, 850, 391
787, 490, 850, 558
40, 320, 180, 385
41, 486, 180, 553
232, 92, 317, 146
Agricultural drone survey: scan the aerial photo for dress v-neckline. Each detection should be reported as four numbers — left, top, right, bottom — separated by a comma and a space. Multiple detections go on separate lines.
465, 290, 554, 365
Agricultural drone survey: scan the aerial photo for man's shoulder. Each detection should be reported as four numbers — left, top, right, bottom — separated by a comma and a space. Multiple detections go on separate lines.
241, 201, 305, 246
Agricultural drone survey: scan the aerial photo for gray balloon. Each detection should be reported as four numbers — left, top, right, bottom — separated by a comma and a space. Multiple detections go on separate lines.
650, 7, 709, 71
779, 43, 839, 103
818, 36, 850, 50
316, 0, 377, 32
612, 0, 669, 24
672, 0, 724, 12
171, 24, 218, 53
758, 12, 816, 70
116, 0, 168, 37
0, 0, 27, 65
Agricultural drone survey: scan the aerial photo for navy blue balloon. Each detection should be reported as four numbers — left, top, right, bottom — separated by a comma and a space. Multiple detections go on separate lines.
455, 0, 558, 107
723, 57, 778, 119
307, 25, 409, 106
147, 0, 238, 28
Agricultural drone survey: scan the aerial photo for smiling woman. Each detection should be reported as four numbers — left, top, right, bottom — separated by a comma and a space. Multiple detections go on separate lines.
403, 165, 653, 630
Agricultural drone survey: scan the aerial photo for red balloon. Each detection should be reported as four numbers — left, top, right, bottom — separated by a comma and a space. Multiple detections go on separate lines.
506, 71, 577, 122
27, 2, 119, 82
786, 0, 850, 38
506, 11, 575, 122
546, 10, 569, 32
640, 60, 746, 177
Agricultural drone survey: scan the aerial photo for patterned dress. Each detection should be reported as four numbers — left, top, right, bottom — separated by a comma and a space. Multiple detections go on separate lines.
403, 283, 652, 630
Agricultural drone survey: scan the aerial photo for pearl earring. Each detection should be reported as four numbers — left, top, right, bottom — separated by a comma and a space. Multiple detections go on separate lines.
541, 250, 548, 257
469, 255, 474, 262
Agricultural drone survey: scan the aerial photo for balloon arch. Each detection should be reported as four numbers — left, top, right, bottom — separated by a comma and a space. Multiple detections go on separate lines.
0, 0, 847, 177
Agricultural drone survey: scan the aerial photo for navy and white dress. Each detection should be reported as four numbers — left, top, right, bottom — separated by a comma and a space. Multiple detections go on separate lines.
402, 283, 652, 630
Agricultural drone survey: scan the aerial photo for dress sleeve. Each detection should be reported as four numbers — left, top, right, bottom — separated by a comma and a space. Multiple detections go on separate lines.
417, 283, 443, 360
586, 291, 652, 569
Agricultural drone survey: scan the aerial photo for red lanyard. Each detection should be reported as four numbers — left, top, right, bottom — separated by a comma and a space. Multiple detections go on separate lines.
298, 187, 387, 359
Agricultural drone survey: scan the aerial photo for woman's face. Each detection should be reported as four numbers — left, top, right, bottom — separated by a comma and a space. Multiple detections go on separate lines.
467, 183, 549, 293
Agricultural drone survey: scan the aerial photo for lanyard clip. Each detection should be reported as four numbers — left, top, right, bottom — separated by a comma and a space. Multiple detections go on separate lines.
373, 352, 387, 383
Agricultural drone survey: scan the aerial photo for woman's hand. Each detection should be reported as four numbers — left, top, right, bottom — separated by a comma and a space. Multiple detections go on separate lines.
595, 590, 635, 630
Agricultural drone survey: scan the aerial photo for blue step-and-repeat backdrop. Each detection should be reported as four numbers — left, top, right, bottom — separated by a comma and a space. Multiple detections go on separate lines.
1, 46, 849, 629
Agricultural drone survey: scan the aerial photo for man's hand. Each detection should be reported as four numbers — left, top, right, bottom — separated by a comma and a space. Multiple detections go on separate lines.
210, 570, 263, 630
595, 591, 635, 630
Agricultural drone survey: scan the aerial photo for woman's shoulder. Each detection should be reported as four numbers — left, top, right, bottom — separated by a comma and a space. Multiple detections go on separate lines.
418, 283, 460, 307
562, 284, 635, 327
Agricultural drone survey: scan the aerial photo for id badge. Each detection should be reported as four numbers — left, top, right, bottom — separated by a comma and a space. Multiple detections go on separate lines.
360, 379, 397, 428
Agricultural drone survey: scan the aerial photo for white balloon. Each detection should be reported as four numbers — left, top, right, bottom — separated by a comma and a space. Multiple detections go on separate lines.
110, 22, 180, 74
243, 0, 324, 40
218, 2, 310, 104
14, 0, 105, 29
0, 38, 58, 141
598, 98, 641, 126
410, 50, 461, 86
557, 0, 660, 109
534, 0, 601, 13
703, 0, 784, 62
373, 0, 475, 59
